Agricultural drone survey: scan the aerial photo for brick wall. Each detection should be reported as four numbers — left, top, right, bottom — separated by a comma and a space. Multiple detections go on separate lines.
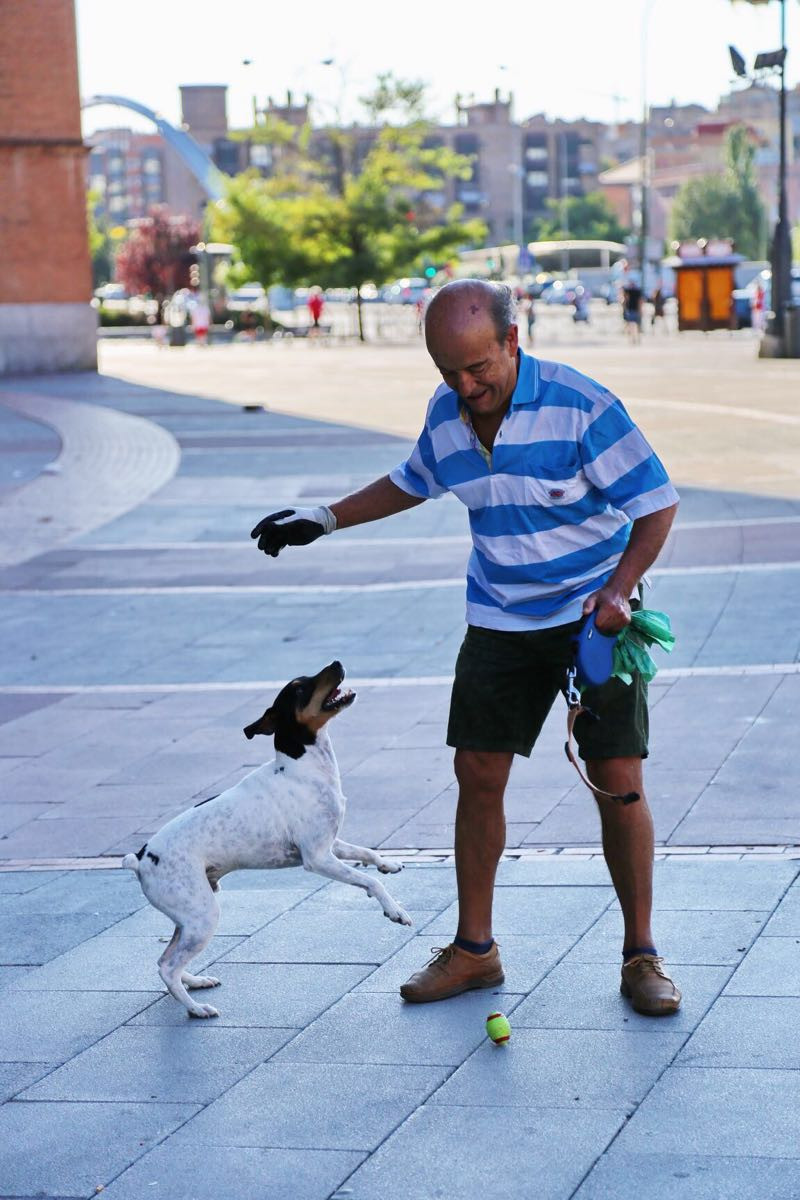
0, 0, 92, 304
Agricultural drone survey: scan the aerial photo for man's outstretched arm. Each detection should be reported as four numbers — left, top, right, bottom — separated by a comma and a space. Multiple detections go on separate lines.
251, 475, 424, 557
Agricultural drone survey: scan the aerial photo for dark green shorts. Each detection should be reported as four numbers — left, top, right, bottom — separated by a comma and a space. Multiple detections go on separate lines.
447, 620, 649, 760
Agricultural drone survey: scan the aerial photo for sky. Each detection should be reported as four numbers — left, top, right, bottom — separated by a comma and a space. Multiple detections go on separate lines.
76, 0, 799, 136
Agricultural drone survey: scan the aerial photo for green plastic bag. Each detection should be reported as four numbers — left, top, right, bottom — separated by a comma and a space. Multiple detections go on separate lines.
612, 608, 675, 685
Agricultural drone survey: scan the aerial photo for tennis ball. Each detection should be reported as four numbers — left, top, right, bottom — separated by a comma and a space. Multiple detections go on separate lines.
485, 1011, 511, 1044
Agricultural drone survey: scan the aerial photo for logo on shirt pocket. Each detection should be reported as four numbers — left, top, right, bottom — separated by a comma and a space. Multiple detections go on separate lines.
548, 488, 566, 500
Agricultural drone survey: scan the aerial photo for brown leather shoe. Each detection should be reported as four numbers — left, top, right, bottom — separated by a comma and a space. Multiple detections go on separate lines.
400, 942, 505, 1003
621, 954, 682, 1015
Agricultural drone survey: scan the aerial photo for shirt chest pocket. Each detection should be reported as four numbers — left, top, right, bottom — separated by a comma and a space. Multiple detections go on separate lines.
518, 447, 584, 507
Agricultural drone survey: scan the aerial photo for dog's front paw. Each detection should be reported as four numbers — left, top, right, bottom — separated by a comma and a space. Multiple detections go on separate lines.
183, 974, 221, 989
377, 859, 402, 874
385, 904, 412, 926
188, 1003, 219, 1019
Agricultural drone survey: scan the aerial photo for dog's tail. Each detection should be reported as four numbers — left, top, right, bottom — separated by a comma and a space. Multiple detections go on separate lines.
121, 845, 145, 874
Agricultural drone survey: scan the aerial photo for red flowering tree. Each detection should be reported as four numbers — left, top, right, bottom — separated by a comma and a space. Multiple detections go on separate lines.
115, 206, 202, 315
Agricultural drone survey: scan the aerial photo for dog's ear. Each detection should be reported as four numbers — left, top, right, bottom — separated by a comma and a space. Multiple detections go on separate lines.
243, 709, 276, 739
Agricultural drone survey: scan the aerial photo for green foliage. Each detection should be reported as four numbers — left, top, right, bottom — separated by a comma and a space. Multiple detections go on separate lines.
668, 124, 766, 259
87, 190, 115, 286
210, 74, 486, 338
531, 191, 630, 243
791, 222, 800, 262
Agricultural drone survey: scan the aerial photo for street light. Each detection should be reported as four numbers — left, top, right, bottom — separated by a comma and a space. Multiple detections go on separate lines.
730, 0, 795, 355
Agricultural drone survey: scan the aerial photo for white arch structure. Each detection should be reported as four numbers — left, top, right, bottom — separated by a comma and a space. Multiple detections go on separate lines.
81, 94, 227, 201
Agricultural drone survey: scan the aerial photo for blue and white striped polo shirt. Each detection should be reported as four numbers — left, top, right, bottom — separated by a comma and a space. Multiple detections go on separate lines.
389, 349, 679, 631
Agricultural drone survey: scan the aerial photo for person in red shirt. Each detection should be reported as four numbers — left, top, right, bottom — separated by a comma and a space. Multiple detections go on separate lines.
308, 286, 324, 332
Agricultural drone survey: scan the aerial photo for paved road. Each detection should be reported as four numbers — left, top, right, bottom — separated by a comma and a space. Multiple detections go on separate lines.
0, 331, 799, 1199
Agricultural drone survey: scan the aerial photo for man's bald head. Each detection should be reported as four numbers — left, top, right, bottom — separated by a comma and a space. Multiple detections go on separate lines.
425, 279, 516, 347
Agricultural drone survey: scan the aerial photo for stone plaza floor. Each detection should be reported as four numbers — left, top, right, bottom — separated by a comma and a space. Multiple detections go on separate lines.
0, 326, 799, 1198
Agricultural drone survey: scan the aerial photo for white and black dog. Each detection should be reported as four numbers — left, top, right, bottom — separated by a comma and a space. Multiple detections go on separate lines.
123, 662, 410, 1017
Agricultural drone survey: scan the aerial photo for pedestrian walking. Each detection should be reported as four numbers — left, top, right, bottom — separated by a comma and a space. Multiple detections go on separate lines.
650, 285, 666, 332
307, 286, 325, 336
250, 279, 682, 1017
621, 271, 643, 344
189, 293, 210, 346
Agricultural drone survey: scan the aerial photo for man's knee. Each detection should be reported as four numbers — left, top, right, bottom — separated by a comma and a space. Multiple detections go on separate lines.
454, 749, 512, 799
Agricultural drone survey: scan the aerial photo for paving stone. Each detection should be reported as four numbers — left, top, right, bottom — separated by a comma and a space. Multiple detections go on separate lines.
0, 988, 158, 1061
0, 1098, 198, 1198
275, 989, 524, 1067
425, 885, 614, 937
764, 879, 800, 934
495, 856, 613, 886
0, 908, 119, 965
302, 866, 456, 912
342, 1104, 626, 1199
220, 907, 433, 965
0, 869, 65, 893
128, 961, 373, 1027
568, 907, 769, 965
11, 933, 243, 992
612, 1067, 800, 1157
574, 1153, 800, 1199
677, 996, 800, 1068
724, 936, 800, 996
431, 1027, 685, 1112
353, 930, 573, 995
23, 1024, 291, 1104
102, 1144, 367, 1200
110, 887, 312, 937
0, 814, 148, 857
512, 962, 731, 1032
651, 858, 799, 910
172, 1060, 448, 1151
0, 1060, 52, 1102
0, 867, 144, 915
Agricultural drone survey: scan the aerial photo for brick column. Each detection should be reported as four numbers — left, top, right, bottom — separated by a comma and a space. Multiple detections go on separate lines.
0, 0, 97, 373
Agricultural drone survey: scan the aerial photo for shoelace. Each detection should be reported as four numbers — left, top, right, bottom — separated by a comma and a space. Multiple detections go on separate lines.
625, 954, 670, 980
425, 945, 457, 972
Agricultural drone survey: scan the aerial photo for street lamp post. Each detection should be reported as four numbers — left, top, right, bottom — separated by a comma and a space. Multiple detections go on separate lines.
766, 0, 792, 344
731, 0, 795, 355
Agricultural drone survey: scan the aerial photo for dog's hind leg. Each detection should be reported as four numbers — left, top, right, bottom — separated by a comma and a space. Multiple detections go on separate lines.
301, 846, 411, 926
157, 893, 221, 1017
332, 838, 402, 875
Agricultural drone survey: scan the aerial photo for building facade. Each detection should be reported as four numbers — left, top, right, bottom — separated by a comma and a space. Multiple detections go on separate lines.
0, 0, 95, 372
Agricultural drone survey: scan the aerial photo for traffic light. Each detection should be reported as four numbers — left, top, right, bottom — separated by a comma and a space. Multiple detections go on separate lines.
424, 265, 437, 279
189, 261, 200, 288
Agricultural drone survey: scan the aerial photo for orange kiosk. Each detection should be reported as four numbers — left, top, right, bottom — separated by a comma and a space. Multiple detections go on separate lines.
666, 239, 744, 332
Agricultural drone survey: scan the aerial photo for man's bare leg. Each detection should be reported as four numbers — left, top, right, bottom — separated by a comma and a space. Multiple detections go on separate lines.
587, 756, 654, 951
453, 749, 513, 943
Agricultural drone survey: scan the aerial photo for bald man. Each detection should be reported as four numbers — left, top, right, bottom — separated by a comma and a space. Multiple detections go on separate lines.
251, 279, 682, 1016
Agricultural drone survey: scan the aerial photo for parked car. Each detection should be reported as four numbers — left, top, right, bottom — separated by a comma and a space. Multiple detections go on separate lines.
733, 267, 800, 330
381, 277, 429, 304
543, 280, 592, 306
91, 284, 158, 325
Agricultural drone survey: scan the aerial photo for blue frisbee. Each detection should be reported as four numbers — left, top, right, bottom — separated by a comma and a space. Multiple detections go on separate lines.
574, 611, 617, 689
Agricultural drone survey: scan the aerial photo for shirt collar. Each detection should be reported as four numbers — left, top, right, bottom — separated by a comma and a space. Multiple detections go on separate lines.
510, 348, 540, 409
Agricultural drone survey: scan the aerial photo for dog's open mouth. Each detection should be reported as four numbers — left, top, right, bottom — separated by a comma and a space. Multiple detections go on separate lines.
322, 685, 356, 712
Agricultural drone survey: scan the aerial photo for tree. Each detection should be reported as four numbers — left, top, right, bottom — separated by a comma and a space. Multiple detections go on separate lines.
668, 125, 766, 260
531, 191, 630, 243
211, 75, 486, 339
115, 206, 202, 313
87, 190, 115, 286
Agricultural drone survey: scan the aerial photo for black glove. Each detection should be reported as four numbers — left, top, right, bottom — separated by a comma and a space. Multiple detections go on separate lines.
250, 506, 337, 557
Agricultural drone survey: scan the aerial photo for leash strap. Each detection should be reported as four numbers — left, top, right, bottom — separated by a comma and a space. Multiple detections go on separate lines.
564, 665, 640, 806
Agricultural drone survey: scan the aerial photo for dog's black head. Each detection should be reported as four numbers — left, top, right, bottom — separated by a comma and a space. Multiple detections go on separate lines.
243, 661, 356, 758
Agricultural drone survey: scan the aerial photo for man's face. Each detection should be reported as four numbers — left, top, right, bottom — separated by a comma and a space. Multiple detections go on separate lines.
427, 313, 519, 419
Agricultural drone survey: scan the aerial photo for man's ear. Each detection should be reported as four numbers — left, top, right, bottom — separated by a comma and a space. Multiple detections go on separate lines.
243, 708, 276, 739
